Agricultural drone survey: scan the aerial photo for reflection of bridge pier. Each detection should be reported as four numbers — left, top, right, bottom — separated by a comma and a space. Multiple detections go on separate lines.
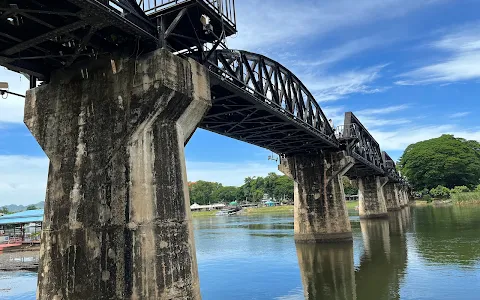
356, 216, 408, 300
296, 243, 356, 300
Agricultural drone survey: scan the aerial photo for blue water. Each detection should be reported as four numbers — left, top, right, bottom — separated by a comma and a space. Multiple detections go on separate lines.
2, 206, 480, 299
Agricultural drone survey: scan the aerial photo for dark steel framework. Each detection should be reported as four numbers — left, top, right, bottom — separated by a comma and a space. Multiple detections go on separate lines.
0, 0, 407, 181
382, 151, 401, 183
201, 49, 339, 154
0, 0, 159, 80
0, 0, 236, 81
338, 112, 384, 177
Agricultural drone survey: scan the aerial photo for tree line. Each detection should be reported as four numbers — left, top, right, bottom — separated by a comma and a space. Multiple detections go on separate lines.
188, 173, 294, 205
188, 173, 359, 205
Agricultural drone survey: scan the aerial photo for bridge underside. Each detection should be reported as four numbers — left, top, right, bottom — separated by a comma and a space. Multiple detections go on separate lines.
202, 76, 339, 155
0, 0, 158, 80
345, 153, 385, 178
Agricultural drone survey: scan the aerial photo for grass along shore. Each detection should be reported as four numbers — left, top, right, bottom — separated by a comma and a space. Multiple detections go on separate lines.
191, 201, 359, 217
415, 191, 480, 206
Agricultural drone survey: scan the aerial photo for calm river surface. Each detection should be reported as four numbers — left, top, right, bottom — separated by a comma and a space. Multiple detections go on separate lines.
1, 205, 480, 299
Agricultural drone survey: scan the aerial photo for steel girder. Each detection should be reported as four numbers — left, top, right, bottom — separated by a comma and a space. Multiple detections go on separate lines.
202, 49, 339, 155
340, 112, 385, 177
0, 0, 158, 80
382, 151, 402, 183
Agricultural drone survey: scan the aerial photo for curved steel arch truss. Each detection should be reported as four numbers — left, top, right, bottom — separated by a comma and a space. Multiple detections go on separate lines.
202, 49, 339, 155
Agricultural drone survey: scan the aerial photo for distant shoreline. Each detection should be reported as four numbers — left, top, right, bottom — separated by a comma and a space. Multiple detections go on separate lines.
191, 201, 359, 217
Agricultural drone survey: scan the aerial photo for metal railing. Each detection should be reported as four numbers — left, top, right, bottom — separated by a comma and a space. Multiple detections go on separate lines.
136, 0, 236, 26
336, 124, 358, 140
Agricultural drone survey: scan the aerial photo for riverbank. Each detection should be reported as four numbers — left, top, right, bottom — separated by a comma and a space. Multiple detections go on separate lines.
191, 201, 359, 217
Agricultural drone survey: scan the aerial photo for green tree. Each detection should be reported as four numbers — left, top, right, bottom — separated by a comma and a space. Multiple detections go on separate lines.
450, 186, 470, 194
26, 205, 38, 210
212, 186, 240, 203
0, 206, 9, 214
273, 175, 294, 201
189, 181, 223, 205
398, 135, 480, 190
430, 185, 450, 199
343, 176, 358, 195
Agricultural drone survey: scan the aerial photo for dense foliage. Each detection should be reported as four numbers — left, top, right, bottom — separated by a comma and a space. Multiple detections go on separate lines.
399, 135, 480, 190
429, 185, 450, 199
343, 177, 358, 195
189, 173, 294, 205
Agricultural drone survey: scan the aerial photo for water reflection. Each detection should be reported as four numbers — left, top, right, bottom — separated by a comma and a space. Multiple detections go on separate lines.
414, 206, 480, 266
296, 242, 356, 300
296, 208, 411, 300
356, 212, 409, 300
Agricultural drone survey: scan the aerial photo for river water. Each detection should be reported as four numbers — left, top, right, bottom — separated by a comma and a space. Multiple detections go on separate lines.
1, 205, 480, 299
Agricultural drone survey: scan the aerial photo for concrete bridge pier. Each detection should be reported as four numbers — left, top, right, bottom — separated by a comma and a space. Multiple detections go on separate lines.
398, 186, 408, 207
394, 184, 404, 208
357, 176, 388, 219
279, 151, 355, 243
384, 183, 401, 211
25, 50, 210, 300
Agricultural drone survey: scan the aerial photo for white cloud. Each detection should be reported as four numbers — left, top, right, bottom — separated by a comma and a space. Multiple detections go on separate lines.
229, 0, 446, 51
371, 125, 480, 152
397, 23, 480, 85
356, 105, 409, 115
0, 156, 280, 206
302, 64, 388, 102
292, 36, 386, 68
449, 112, 470, 118
0, 155, 49, 206
186, 160, 279, 186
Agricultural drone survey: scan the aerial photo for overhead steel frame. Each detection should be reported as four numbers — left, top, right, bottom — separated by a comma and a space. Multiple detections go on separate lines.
201, 49, 340, 155
0, 0, 158, 82
341, 112, 384, 177
382, 151, 401, 183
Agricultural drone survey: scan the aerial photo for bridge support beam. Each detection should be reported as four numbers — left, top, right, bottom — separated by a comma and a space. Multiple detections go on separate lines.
357, 176, 388, 219
384, 183, 401, 211
25, 50, 210, 300
279, 151, 355, 243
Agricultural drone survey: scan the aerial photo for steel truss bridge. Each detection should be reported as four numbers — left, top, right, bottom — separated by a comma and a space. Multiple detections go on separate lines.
0, 0, 406, 185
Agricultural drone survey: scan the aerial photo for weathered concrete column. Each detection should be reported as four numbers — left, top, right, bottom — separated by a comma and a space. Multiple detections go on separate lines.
279, 151, 355, 243
296, 243, 356, 300
384, 183, 401, 211
25, 50, 210, 299
393, 184, 402, 207
398, 186, 408, 207
357, 176, 388, 219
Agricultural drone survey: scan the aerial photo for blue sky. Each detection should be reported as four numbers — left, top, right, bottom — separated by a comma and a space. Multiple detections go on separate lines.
1, 0, 480, 205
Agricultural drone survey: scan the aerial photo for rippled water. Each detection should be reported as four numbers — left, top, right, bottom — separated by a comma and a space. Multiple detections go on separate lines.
1, 205, 480, 299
